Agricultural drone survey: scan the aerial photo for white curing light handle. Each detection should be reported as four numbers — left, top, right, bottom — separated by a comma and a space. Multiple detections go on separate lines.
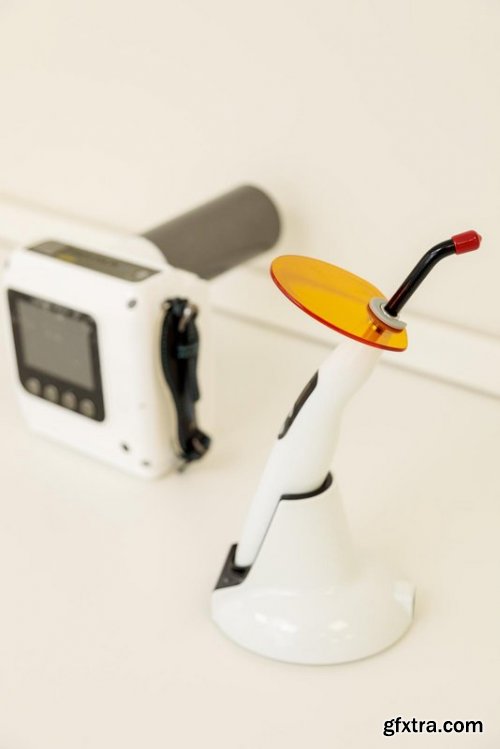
234, 340, 381, 569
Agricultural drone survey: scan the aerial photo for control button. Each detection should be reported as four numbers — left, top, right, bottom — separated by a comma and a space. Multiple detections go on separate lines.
61, 391, 78, 410
25, 377, 41, 395
43, 384, 59, 403
79, 398, 96, 418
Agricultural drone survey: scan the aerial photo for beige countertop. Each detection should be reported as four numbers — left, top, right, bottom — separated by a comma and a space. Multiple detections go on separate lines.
0, 310, 498, 748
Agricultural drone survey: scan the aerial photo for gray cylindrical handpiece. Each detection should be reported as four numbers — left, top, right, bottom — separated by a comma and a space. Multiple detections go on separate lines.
142, 185, 281, 279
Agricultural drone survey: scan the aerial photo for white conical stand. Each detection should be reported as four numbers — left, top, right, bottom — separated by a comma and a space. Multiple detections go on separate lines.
212, 477, 414, 665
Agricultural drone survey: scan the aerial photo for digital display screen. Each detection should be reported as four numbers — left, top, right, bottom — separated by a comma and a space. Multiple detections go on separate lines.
17, 300, 95, 390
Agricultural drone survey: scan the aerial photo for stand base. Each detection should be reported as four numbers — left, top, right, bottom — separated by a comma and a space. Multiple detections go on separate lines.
212, 479, 415, 665
213, 558, 414, 665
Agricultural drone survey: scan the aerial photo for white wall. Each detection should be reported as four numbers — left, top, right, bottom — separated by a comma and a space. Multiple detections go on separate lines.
0, 0, 498, 334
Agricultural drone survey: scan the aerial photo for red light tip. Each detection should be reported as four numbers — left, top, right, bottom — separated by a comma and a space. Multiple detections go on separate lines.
452, 230, 482, 254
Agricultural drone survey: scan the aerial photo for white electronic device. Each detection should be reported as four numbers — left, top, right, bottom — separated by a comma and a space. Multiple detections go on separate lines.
3, 235, 211, 478
212, 230, 481, 664
2, 186, 281, 478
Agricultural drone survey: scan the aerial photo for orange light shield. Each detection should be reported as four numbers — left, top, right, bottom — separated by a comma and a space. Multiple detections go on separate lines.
271, 255, 408, 352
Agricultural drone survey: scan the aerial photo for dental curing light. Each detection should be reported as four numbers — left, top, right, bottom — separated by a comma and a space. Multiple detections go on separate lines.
212, 230, 481, 665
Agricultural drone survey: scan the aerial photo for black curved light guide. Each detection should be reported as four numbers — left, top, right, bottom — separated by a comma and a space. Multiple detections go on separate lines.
384, 230, 482, 319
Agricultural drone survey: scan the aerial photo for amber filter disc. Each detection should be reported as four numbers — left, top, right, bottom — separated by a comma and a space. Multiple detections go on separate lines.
271, 255, 408, 352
